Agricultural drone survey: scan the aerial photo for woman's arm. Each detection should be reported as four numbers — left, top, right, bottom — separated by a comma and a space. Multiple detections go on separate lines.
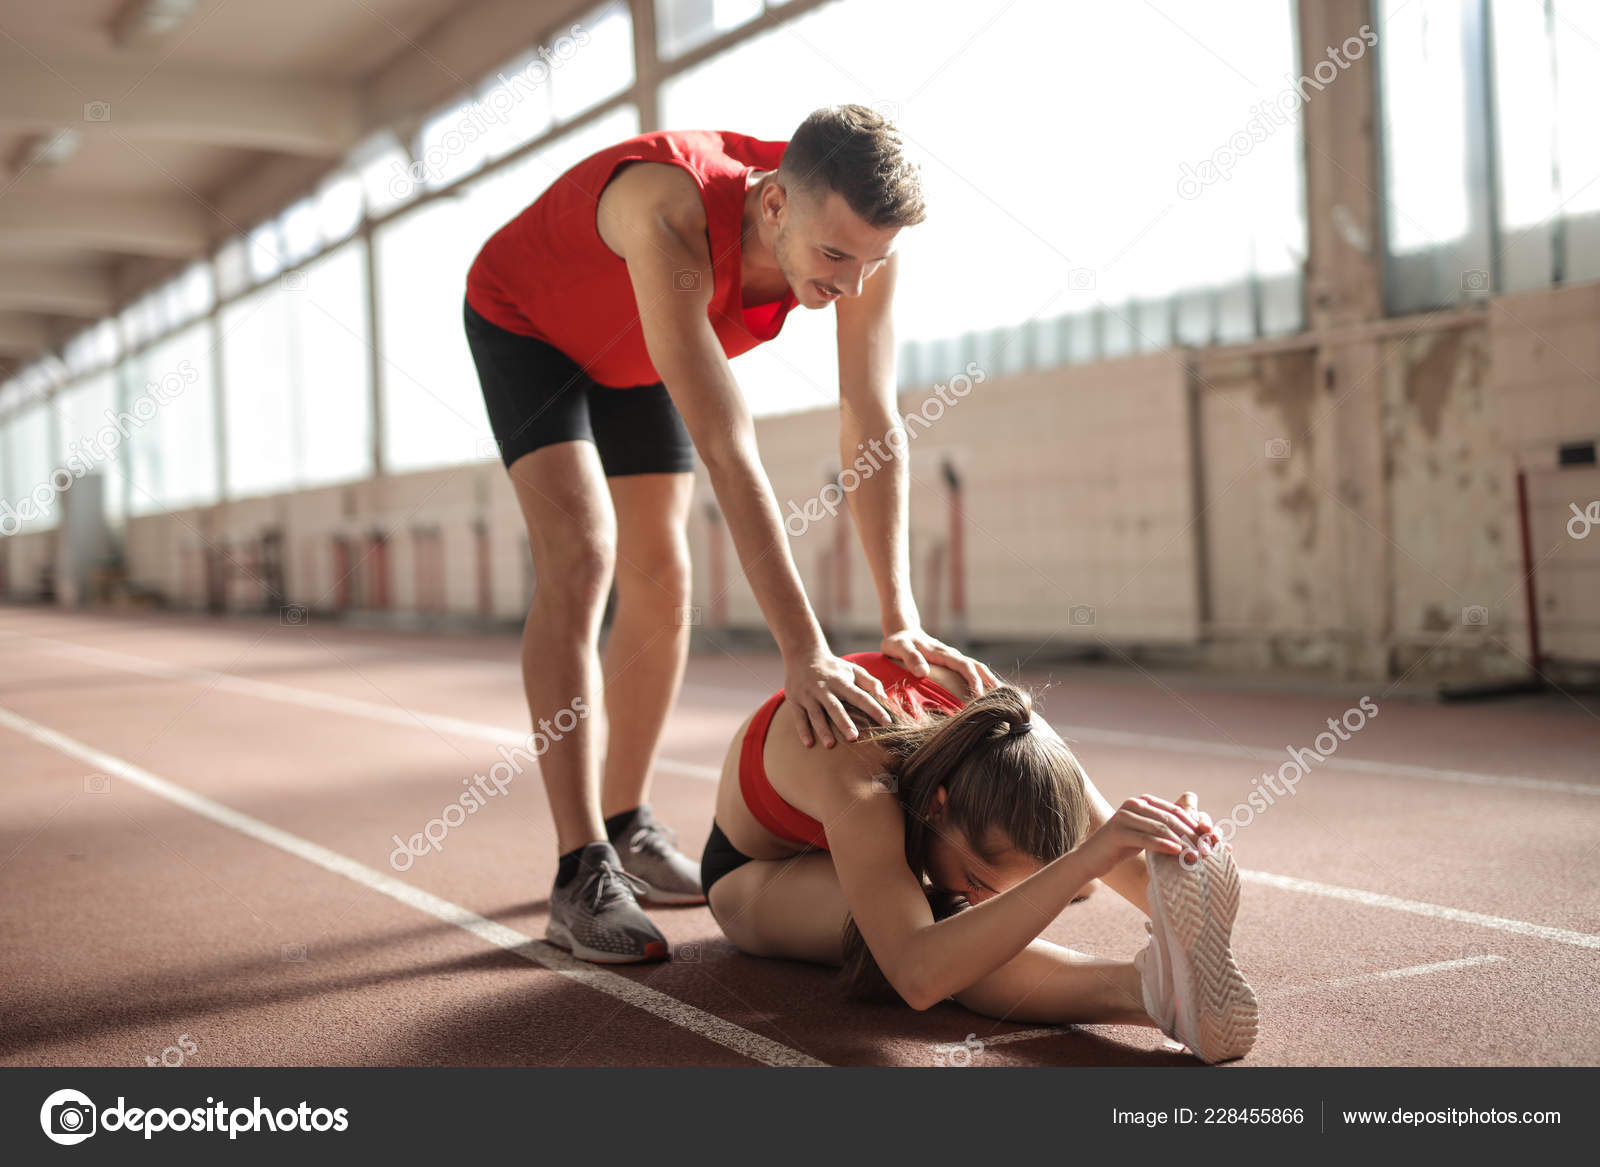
1081, 771, 1155, 915
819, 768, 1200, 1010
1079, 773, 1218, 916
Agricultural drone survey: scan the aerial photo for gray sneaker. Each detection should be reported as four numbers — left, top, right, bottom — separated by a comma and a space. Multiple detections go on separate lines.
615, 803, 706, 905
545, 841, 669, 963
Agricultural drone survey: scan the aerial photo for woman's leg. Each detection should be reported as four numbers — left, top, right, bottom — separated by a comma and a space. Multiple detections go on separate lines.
708, 851, 1154, 1027
947, 939, 1152, 1026
708, 852, 849, 965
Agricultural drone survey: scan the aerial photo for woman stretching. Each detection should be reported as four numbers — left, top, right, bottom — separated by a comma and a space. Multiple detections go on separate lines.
700, 650, 1259, 1063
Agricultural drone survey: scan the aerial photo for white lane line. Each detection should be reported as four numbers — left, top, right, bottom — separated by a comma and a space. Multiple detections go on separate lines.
31, 639, 728, 782
944, 956, 1513, 1052
690, 683, 1598, 797
0, 704, 825, 1068
24, 636, 1600, 951
1056, 727, 1598, 798
1263, 955, 1508, 1001
1243, 871, 1600, 950
33, 638, 1593, 798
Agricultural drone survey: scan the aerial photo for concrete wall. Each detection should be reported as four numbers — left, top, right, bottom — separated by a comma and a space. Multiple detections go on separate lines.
6, 281, 1593, 681
11, 277, 1591, 688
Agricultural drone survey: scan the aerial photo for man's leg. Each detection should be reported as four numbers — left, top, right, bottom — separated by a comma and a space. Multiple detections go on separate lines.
598, 470, 694, 820
594, 470, 706, 903
508, 441, 616, 855
584, 377, 703, 904
506, 440, 669, 962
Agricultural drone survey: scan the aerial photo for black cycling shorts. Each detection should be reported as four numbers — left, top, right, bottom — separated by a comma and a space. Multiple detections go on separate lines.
463, 296, 697, 477
700, 818, 756, 900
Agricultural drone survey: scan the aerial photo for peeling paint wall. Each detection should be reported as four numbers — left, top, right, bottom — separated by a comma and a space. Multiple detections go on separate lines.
1192, 347, 1335, 670
1382, 323, 1526, 681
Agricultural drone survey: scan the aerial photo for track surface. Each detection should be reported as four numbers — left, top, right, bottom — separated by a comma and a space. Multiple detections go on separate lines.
3, 608, 1597, 1067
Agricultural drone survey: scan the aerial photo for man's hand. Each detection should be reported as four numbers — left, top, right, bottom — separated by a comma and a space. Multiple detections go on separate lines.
879, 627, 1000, 697
784, 650, 895, 749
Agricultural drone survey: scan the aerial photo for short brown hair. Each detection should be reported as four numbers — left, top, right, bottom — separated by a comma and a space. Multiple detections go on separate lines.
779, 103, 927, 229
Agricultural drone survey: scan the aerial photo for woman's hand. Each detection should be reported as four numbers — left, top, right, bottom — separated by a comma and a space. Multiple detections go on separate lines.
783, 650, 895, 748
1074, 792, 1214, 881
1175, 790, 1228, 869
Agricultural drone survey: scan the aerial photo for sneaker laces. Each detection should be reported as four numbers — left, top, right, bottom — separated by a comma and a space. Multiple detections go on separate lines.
580, 857, 651, 912
627, 820, 678, 858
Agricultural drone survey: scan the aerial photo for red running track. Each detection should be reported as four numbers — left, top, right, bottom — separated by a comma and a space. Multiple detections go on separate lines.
2, 608, 1597, 1067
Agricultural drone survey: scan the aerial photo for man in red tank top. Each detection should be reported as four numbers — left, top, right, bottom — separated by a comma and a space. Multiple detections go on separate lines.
461, 104, 1000, 965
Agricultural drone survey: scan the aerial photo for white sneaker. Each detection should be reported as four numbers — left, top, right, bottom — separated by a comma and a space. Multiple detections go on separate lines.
1133, 843, 1259, 1063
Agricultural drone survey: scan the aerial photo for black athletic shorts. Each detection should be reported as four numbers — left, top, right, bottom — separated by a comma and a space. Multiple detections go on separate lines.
463, 296, 697, 476
700, 817, 972, 922
700, 818, 756, 900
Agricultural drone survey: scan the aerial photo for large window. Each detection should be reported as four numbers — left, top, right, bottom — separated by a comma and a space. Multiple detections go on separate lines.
3, 402, 58, 535
1379, 0, 1600, 310
662, 0, 1303, 411
552, 1, 634, 121
56, 371, 123, 529
656, 0, 767, 60
221, 240, 373, 497
125, 323, 219, 515
1490, 0, 1600, 289
378, 105, 639, 473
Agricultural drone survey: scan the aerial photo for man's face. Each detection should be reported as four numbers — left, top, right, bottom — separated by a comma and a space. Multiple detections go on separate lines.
773, 183, 900, 309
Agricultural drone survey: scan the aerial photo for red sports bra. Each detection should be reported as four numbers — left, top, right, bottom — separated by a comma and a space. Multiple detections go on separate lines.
738, 651, 967, 850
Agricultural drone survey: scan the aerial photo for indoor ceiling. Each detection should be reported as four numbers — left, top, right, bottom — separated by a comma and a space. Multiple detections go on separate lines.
0, 0, 582, 380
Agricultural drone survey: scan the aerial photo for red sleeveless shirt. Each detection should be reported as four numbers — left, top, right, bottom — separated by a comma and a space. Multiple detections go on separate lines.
465, 129, 799, 388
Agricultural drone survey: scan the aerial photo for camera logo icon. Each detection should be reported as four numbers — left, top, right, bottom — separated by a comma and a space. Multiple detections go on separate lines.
1070, 604, 1096, 626
675, 605, 702, 626
1265, 438, 1291, 460
40, 1088, 97, 1145
1461, 605, 1488, 626
83, 101, 111, 122
1461, 269, 1490, 293
84, 773, 110, 794
674, 942, 702, 962
673, 269, 701, 291
279, 604, 308, 626
1068, 267, 1097, 291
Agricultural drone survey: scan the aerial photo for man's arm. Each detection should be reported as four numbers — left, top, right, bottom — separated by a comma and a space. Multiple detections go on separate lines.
615, 182, 823, 659
835, 251, 917, 635
607, 166, 892, 744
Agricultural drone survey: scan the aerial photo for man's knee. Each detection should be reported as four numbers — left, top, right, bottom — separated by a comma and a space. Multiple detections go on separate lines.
534, 537, 616, 607
615, 536, 691, 602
